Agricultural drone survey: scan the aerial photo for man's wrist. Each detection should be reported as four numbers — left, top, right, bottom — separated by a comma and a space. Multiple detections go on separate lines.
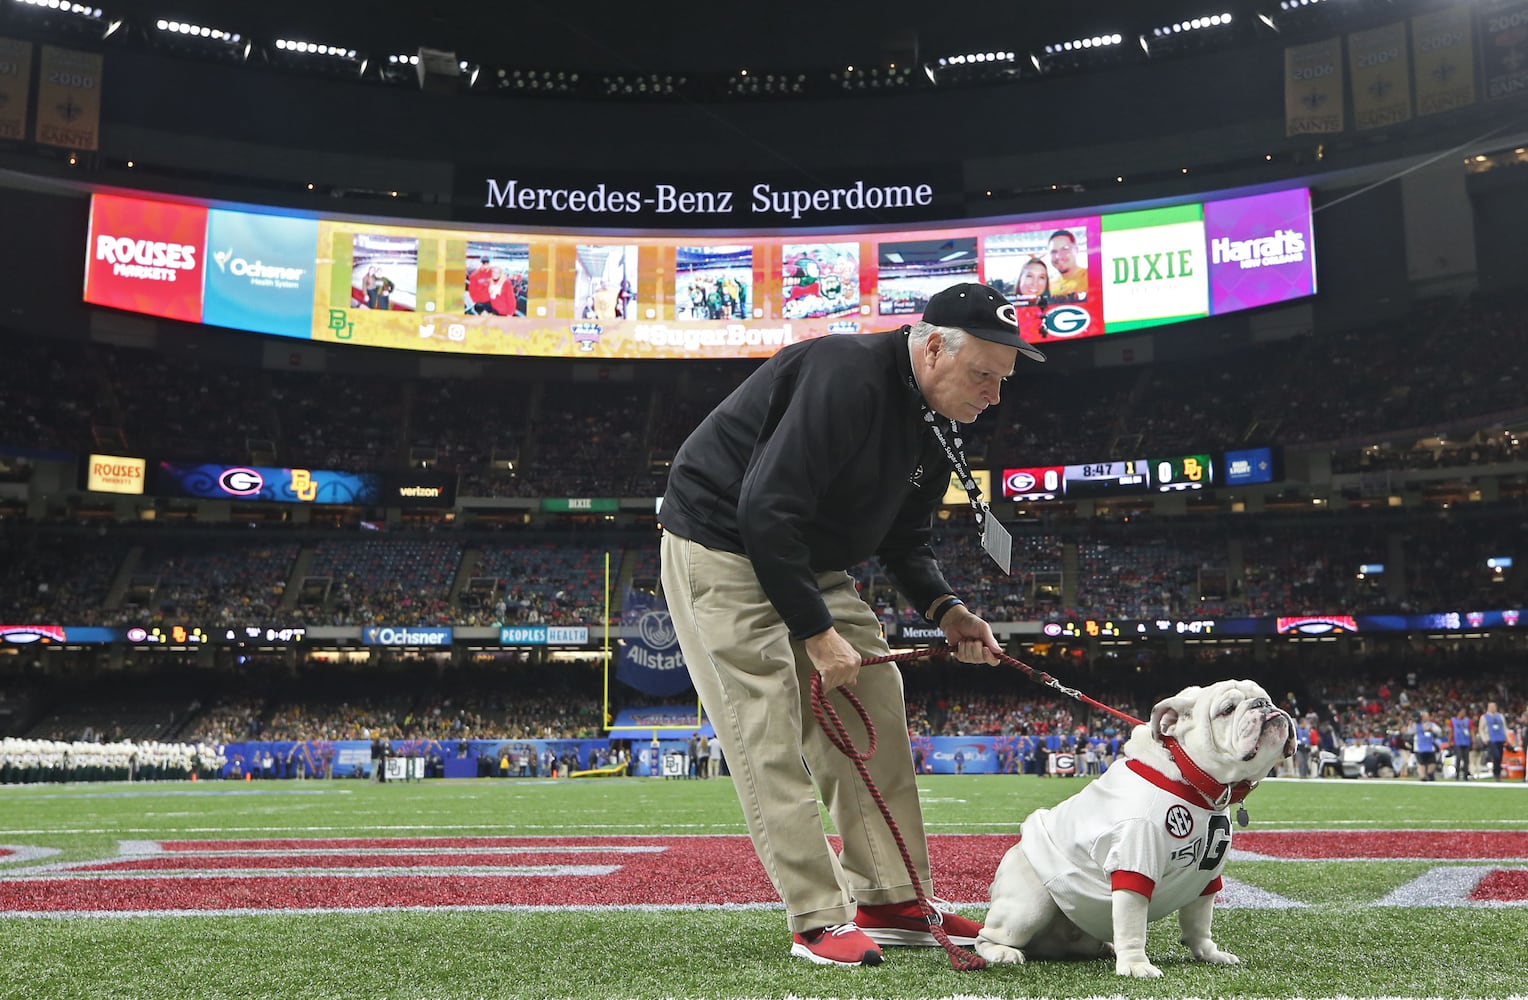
927, 595, 965, 627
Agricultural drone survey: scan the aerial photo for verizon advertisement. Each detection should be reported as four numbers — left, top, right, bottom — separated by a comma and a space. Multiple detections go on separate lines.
83, 194, 207, 323
83, 453, 147, 495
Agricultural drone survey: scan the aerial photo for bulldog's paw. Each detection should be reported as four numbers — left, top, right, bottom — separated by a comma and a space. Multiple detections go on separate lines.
1115, 955, 1163, 978
1186, 941, 1240, 965
974, 938, 1026, 965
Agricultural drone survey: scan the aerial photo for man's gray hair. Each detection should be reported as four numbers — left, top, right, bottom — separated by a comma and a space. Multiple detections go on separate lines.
909, 320, 969, 356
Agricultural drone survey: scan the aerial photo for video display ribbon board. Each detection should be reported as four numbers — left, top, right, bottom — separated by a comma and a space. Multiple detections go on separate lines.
84, 186, 1318, 362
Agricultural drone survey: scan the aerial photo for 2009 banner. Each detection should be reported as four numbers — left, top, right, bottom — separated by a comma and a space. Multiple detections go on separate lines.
83, 185, 1316, 361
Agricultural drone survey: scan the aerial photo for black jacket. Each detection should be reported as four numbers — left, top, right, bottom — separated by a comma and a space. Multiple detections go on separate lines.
661, 327, 956, 639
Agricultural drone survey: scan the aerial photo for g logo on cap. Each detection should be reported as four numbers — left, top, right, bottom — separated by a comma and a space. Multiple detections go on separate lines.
996, 303, 1018, 327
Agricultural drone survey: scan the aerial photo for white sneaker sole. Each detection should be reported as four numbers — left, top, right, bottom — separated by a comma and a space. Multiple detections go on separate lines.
861, 927, 979, 947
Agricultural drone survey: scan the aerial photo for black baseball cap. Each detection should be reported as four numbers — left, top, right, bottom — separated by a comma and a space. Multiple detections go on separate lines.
921, 282, 1047, 362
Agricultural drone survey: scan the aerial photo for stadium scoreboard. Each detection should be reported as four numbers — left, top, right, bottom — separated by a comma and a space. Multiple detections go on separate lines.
1003, 448, 1276, 501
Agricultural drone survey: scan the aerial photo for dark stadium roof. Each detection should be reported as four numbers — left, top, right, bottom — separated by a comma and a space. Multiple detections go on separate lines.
108, 0, 1319, 76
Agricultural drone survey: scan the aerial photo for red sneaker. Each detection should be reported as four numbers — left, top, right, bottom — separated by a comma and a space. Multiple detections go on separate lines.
789, 923, 884, 966
855, 898, 982, 947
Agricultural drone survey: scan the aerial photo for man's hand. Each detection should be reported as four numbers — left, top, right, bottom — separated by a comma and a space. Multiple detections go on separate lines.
803, 627, 863, 689
941, 606, 1002, 665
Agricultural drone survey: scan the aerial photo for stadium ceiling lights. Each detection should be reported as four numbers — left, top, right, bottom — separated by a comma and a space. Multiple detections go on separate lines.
155, 18, 240, 44
1151, 12, 1233, 37
15, 0, 103, 19
934, 50, 1017, 68
274, 38, 359, 61
1042, 34, 1123, 56
1279, 0, 1327, 8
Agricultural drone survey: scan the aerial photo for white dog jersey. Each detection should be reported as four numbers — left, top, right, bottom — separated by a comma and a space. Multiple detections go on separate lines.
1019, 758, 1230, 942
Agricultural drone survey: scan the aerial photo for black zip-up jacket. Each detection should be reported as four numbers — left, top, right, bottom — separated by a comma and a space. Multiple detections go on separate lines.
660, 327, 956, 639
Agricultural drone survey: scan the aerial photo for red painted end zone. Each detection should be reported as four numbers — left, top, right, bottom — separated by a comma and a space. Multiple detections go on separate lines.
1235, 831, 1528, 859
1470, 870, 1528, 901
0, 834, 1014, 914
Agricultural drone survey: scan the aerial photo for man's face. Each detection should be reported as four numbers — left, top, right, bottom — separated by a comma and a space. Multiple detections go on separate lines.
1048, 236, 1077, 274
921, 333, 1017, 424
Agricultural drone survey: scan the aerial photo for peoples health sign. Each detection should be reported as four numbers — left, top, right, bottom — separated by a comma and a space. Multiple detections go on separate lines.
499, 625, 590, 645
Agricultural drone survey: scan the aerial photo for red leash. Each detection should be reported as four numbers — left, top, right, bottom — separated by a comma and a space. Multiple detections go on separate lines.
808, 644, 1146, 971
809, 670, 986, 972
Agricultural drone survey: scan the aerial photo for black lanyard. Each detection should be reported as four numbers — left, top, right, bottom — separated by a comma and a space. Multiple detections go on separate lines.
919, 403, 989, 532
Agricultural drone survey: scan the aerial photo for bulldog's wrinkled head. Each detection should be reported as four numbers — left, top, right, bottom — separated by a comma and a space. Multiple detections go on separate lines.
1126, 679, 1295, 786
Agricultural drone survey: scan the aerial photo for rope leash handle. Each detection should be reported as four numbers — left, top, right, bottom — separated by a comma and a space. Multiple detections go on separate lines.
862, 645, 1145, 728
809, 671, 986, 972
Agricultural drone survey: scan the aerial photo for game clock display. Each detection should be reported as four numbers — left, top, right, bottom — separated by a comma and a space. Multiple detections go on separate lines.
1062, 460, 1150, 498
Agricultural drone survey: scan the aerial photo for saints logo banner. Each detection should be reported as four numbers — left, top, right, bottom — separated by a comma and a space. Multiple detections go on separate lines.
0, 38, 31, 142
1480, 0, 1528, 101
1350, 22, 1412, 129
616, 587, 692, 697
1412, 6, 1476, 115
1285, 37, 1345, 136
35, 44, 101, 150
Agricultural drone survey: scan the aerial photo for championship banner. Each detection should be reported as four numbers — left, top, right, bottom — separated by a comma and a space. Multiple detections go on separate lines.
0, 38, 32, 142
34, 45, 102, 150
1412, 5, 1476, 115
1285, 37, 1345, 136
616, 587, 691, 697
1349, 22, 1413, 129
1481, 0, 1528, 101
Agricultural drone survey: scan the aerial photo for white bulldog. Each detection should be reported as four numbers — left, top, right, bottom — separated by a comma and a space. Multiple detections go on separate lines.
976, 679, 1294, 978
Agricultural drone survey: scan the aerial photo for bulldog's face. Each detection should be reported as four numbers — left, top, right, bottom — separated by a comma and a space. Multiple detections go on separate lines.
1144, 679, 1295, 785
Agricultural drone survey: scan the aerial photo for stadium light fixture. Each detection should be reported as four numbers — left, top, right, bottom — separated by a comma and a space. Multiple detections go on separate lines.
1151, 13, 1233, 37
274, 39, 359, 61
156, 18, 241, 44
16, 0, 103, 19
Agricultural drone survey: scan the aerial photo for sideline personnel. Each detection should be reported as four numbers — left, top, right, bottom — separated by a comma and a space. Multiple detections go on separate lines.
659, 282, 1046, 966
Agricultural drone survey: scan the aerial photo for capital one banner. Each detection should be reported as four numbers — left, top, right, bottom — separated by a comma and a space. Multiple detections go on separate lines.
1412, 5, 1476, 115
616, 588, 691, 697
1285, 37, 1346, 135
1349, 22, 1413, 129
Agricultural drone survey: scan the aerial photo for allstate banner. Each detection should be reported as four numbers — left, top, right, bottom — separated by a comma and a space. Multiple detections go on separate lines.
1481, 0, 1528, 101
1285, 37, 1345, 136
1349, 22, 1412, 129
34, 44, 102, 150
0, 38, 32, 142
617, 587, 692, 697
1412, 5, 1476, 116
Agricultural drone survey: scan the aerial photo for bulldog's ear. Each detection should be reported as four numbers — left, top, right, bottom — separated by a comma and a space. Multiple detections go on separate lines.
1149, 687, 1202, 742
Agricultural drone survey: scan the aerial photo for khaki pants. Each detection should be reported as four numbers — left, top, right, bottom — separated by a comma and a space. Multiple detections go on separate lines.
661, 531, 930, 933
